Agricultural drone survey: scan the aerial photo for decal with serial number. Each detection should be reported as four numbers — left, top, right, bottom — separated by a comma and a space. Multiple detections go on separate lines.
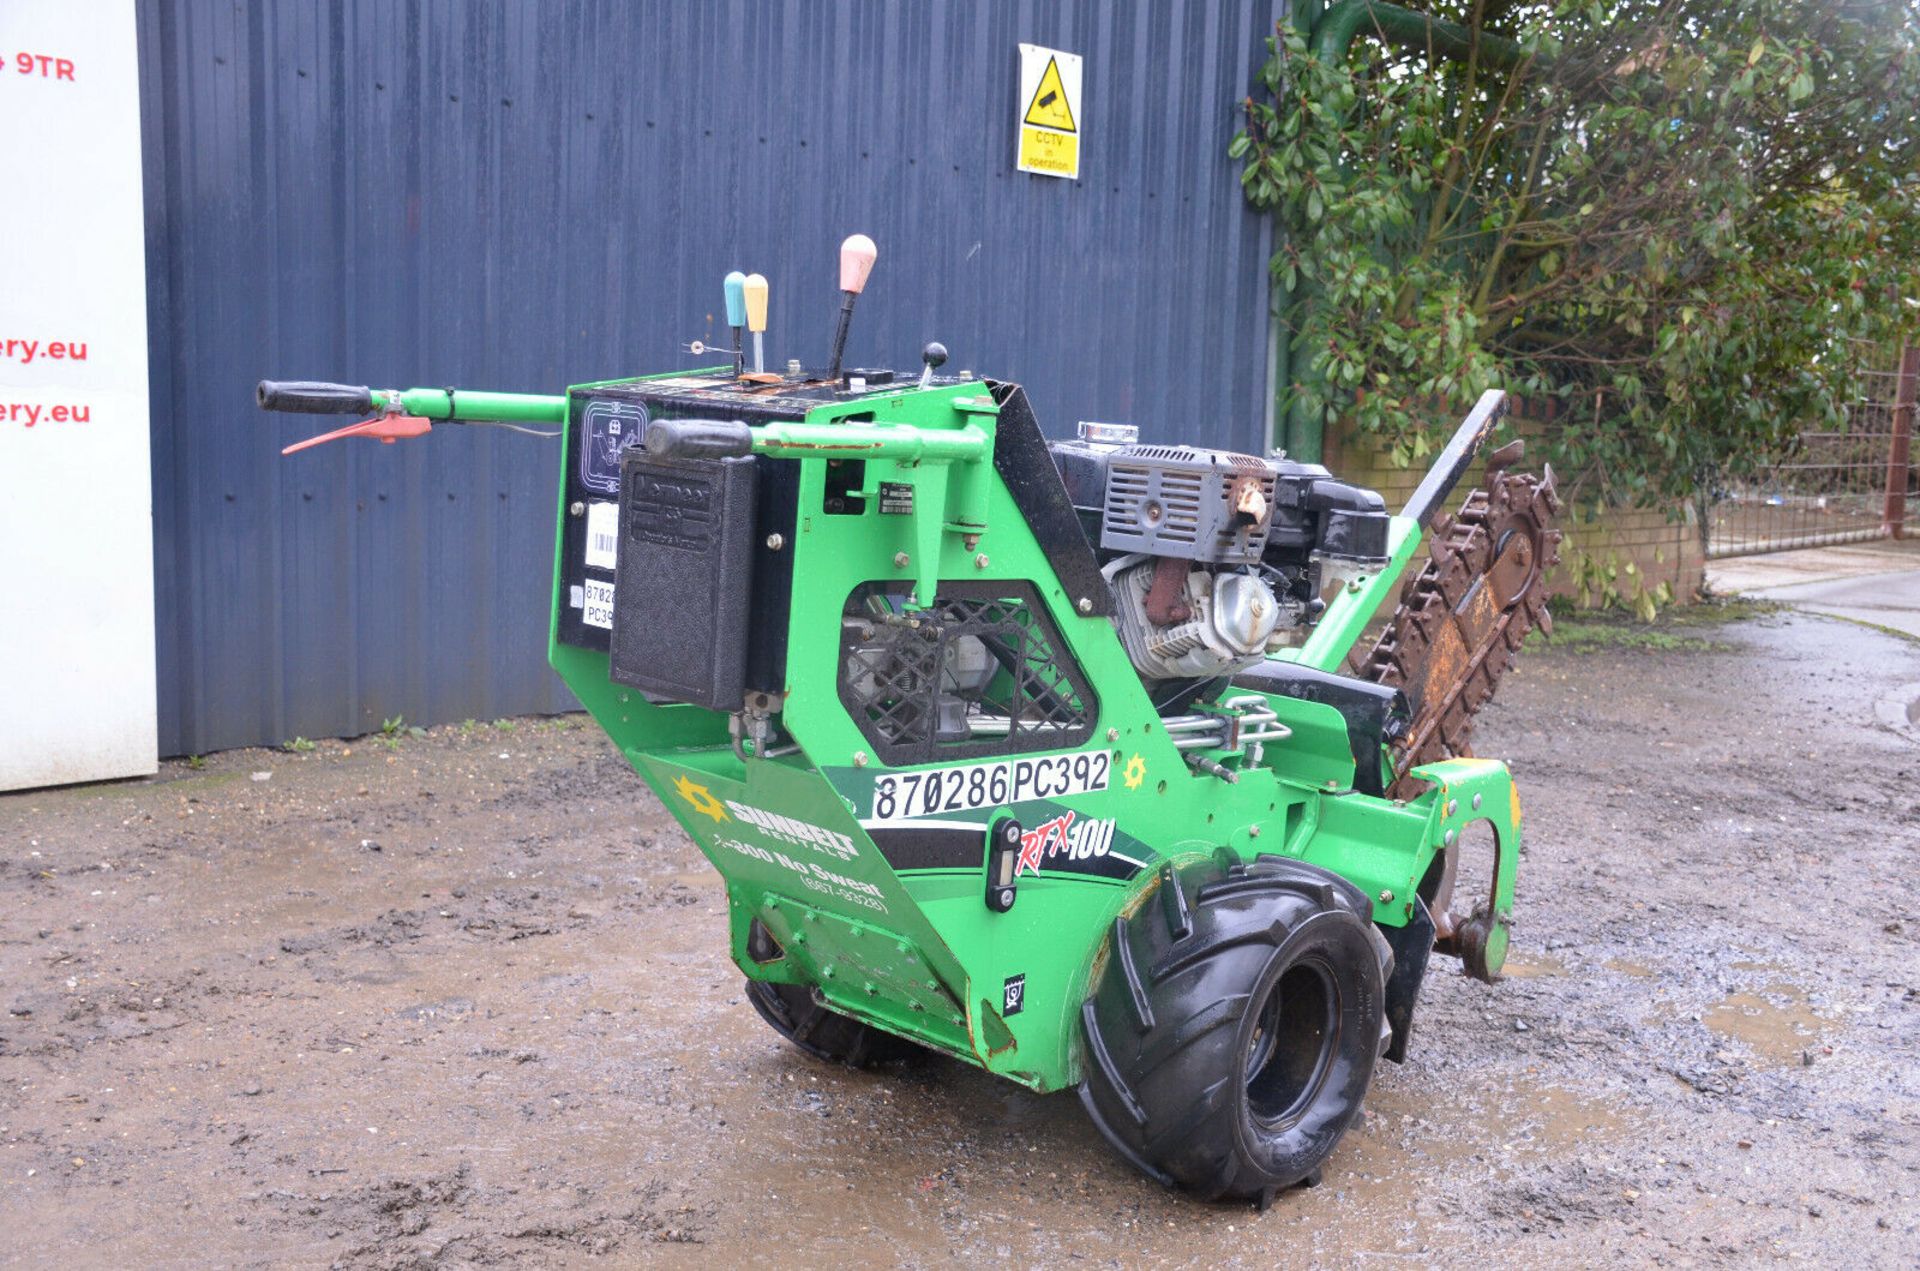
582, 578, 616, 629
878, 481, 914, 515
868, 749, 1112, 823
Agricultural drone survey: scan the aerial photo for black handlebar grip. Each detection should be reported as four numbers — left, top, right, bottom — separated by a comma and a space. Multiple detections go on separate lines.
644, 418, 754, 460
256, 380, 376, 415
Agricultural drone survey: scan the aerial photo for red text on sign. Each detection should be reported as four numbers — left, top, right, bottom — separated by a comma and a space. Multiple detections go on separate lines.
9, 52, 76, 80
3, 402, 90, 427
3, 339, 88, 366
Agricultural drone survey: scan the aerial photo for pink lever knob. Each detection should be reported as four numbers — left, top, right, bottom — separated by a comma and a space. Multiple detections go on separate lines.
838, 234, 878, 294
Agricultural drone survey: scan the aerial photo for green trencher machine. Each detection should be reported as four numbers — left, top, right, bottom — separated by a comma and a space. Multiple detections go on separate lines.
260, 235, 1561, 1204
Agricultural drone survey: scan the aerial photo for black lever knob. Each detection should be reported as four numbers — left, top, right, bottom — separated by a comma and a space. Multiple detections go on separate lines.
921, 342, 949, 371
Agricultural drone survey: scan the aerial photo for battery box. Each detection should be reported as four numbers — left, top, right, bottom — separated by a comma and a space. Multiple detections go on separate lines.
609, 450, 758, 710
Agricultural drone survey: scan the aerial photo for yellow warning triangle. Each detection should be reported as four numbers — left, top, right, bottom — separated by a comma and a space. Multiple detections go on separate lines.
1023, 56, 1076, 133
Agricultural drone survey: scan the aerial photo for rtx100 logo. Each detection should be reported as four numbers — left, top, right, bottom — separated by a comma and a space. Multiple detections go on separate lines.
1014, 811, 1115, 878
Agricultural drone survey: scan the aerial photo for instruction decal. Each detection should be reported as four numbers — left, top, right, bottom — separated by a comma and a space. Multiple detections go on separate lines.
580, 398, 649, 495
1016, 44, 1082, 180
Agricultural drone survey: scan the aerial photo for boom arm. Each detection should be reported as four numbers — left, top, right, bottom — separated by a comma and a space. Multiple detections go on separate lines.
1280, 388, 1509, 672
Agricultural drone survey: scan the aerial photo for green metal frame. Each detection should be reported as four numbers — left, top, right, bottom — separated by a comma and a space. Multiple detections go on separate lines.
358, 370, 1522, 1093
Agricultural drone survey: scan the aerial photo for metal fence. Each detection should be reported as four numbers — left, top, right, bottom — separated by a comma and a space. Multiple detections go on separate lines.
1706, 343, 1917, 558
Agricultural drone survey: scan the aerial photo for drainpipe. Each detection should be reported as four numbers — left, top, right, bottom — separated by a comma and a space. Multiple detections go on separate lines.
1312, 1, 1524, 66
1270, 1, 1526, 463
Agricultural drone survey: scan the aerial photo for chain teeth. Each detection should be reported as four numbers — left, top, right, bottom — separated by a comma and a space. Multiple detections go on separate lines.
1358, 468, 1564, 800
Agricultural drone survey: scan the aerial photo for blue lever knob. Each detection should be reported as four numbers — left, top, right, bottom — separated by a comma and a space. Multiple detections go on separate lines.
723, 271, 747, 328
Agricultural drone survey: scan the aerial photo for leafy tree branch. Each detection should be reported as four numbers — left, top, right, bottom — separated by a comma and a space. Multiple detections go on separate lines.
1232, 0, 1920, 511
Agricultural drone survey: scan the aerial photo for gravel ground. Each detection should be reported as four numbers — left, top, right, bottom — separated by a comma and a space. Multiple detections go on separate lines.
1, 609, 1916, 1267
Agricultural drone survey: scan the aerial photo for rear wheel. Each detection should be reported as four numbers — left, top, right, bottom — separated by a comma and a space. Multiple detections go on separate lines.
1080, 854, 1390, 1202
742, 915, 921, 1066
744, 979, 922, 1066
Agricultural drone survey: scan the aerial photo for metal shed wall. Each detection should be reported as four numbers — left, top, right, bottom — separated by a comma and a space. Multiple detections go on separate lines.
139, 0, 1284, 756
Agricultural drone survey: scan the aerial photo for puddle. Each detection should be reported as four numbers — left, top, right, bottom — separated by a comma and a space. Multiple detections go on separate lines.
1501, 953, 1566, 980
1605, 959, 1656, 979
1364, 1071, 1629, 1161
1704, 987, 1824, 1064
1503, 1079, 1627, 1151
1874, 681, 1920, 738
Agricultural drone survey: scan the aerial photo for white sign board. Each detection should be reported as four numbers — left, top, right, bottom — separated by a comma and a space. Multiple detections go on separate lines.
1016, 43, 1082, 180
0, 0, 157, 790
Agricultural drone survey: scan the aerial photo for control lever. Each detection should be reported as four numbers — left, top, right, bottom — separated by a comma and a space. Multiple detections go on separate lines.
826, 233, 877, 383
723, 271, 747, 377
918, 341, 948, 390
280, 413, 432, 455
744, 273, 769, 374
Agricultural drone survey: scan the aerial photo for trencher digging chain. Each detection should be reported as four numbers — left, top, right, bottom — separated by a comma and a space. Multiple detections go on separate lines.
257, 233, 1561, 1204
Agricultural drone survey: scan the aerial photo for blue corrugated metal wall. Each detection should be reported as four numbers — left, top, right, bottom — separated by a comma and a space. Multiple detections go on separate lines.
139, 0, 1285, 756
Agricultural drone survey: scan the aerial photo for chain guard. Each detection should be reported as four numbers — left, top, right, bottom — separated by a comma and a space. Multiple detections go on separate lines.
1354, 445, 1563, 800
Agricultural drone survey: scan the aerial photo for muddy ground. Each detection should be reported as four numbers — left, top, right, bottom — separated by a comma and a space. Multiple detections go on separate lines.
2, 609, 1917, 1267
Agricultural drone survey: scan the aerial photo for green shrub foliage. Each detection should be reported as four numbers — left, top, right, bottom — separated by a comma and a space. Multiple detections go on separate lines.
1232, 1, 1920, 508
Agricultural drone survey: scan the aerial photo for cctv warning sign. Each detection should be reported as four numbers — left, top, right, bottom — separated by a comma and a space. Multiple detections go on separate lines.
1017, 44, 1081, 180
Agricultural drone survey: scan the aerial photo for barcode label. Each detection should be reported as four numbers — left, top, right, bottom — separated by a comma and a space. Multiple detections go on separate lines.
584, 501, 619, 570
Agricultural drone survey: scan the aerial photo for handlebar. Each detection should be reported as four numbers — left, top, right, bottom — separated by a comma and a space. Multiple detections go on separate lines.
645, 416, 991, 463
256, 380, 992, 463
645, 418, 755, 460
256, 380, 376, 415
256, 381, 568, 424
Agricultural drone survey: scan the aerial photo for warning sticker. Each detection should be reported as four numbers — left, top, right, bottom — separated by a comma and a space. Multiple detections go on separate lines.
584, 501, 619, 571
1023, 57, 1076, 130
1017, 44, 1082, 180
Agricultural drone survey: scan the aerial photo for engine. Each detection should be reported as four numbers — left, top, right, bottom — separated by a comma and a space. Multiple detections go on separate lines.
1048, 423, 1391, 686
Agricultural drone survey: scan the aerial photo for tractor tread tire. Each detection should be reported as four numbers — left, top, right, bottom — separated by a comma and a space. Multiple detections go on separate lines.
745, 979, 921, 1068
1081, 856, 1390, 1202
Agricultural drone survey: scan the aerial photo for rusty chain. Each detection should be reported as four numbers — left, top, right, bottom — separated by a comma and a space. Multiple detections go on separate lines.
1355, 443, 1564, 801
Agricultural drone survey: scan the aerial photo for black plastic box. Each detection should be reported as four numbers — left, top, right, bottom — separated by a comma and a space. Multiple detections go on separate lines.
609, 450, 758, 710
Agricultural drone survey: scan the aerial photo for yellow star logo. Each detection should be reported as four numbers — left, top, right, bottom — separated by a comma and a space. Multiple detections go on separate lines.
673, 774, 730, 823
1123, 754, 1146, 791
